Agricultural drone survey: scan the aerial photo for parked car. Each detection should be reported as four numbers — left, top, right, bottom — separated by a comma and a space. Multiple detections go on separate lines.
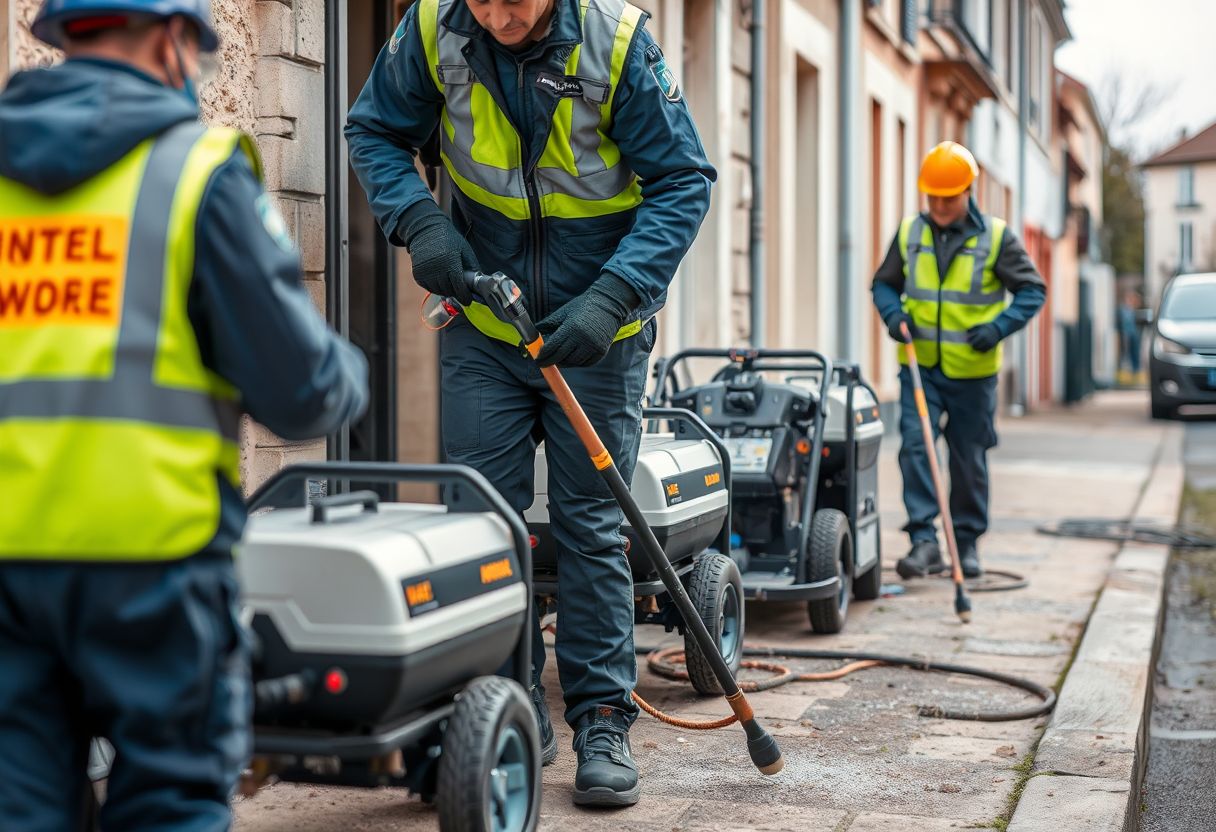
1149, 272, 1216, 419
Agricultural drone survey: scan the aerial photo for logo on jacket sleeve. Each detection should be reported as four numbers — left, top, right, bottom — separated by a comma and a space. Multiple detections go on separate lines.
389, 16, 407, 54
645, 44, 681, 103
256, 194, 296, 254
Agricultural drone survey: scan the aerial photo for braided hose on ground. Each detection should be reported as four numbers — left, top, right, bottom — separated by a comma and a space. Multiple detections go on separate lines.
632, 645, 1055, 729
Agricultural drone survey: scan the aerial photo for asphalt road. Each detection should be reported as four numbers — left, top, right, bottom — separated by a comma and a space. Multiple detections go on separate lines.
1142, 420, 1216, 832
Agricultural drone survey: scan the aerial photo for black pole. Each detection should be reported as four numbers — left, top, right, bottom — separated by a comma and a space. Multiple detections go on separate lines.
324, 0, 351, 470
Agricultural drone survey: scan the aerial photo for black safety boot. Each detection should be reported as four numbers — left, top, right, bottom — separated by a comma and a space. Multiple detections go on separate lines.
958, 541, 983, 579
896, 540, 945, 579
572, 706, 640, 807
531, 684, 557, 766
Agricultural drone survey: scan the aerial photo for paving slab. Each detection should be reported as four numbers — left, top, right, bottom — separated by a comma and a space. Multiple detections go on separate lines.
1007, 775, 1131, 832
847, 813, 986, 831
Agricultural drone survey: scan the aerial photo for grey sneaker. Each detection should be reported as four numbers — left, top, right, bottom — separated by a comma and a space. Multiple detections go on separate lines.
572, 706, 639, 807
896, 540, 945, 579
531, 684, 557, 766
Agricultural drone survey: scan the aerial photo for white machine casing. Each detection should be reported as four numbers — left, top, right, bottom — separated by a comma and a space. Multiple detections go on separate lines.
822, 382, 883, 573
524, 434, 729, 581
239, 503, 527, 729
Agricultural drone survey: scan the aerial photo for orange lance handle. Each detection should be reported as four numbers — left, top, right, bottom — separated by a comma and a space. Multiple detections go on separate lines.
900, 322, 972, 623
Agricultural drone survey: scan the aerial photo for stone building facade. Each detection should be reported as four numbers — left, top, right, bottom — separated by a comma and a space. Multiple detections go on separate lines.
2, 0, 332, 493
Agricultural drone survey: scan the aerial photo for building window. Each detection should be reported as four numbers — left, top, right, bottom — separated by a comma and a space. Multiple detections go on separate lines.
1180, 222, 1194, 270
959, 0, 992, 59
1026, 8, 1050, 140
901, 0, 919, 44
990, 0, 1007, 90
1179, 166, 1196, 206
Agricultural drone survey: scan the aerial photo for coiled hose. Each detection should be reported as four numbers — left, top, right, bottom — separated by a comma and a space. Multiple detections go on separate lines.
632, 645, 1056, 728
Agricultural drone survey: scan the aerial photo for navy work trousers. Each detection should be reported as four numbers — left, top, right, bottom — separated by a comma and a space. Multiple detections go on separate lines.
897, 365, 999, 549
440, 317, 652, 728
0, 555, 250, 832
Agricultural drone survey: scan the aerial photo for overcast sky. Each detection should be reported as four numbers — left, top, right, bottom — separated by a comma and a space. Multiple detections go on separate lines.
1055, 0, 1216, 158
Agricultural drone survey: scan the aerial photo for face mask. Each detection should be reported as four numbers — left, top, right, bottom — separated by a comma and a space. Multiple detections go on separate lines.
168, 34, 201, 105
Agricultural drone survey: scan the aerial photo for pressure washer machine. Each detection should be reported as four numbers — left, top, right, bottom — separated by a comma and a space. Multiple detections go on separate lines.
524, 408, 745, 694
240, 462, 541, 832
651, 349, 884, 634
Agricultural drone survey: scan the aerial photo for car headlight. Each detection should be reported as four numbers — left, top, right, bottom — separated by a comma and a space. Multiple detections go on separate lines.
1154, 335, 1191, 357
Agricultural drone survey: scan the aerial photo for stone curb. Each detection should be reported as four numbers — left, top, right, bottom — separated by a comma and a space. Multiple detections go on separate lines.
1008, 424, 1185, 832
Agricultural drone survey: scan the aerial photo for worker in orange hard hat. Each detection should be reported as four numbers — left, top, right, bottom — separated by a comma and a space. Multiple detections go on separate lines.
871, 141, 1046, 581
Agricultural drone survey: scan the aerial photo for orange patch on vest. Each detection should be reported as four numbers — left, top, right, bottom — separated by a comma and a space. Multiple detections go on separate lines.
0, 216, 128, 327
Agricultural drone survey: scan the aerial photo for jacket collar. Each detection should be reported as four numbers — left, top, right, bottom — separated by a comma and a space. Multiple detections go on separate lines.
442, 0, 584, 51
921, 197, 987, 238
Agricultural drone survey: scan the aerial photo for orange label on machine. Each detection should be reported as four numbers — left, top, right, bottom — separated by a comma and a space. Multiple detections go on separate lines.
0, 216, 128, 327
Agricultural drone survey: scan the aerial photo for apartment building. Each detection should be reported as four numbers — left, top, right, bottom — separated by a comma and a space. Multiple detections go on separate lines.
1142, 121, 1216, 307
2, 0, 1099, 477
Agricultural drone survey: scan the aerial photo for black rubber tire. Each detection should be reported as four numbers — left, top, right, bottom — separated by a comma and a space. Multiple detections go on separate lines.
684, 553, 745, 695
437, 676, 541, 832
852, 521, 883, 602
1150, 395, 1172, 420
806, 508, 852, 634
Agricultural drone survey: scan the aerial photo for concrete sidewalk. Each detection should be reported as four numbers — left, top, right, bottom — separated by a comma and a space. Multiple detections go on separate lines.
233, 390, 1174, 832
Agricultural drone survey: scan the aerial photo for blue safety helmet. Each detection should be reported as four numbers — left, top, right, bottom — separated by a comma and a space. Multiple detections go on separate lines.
32, 0, 220, 52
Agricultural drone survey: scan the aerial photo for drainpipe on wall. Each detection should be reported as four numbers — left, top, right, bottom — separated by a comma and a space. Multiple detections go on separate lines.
749, 0, 766, 347
325, 0, 352, 462
837, 0, 860, 360
1012, 0, 1028, 416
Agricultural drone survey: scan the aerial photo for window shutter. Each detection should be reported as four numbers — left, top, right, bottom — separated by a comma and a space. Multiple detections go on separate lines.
901, 0, 919, 44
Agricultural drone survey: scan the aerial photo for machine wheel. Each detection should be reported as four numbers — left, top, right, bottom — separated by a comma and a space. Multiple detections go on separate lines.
437, 676, 540, 832
684, 553, 745, 695
852, 522, 883, 602
806, 509, 852, 634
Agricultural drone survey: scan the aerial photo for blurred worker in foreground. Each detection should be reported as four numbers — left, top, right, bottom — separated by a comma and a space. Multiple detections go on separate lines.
0, 2, 368, 829
872, 141, 1045, 580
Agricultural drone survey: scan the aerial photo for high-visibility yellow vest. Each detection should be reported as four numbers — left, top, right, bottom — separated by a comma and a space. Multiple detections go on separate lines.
0, 122, 255, 561
419, 0, 645, 345
897, 214, 1007, 379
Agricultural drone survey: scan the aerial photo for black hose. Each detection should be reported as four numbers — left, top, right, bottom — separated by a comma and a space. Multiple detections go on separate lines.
1037, 518, 1216, 549
642, 645, 1056, 722
883, 566, 1030, 592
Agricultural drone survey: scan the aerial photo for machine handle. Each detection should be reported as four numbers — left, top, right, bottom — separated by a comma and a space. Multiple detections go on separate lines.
310, 490, 379, 524
653, 348, 832, 406
246, 461, 534, 691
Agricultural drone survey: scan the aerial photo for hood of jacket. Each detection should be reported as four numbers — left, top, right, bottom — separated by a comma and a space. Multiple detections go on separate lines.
0, 58, 197, 196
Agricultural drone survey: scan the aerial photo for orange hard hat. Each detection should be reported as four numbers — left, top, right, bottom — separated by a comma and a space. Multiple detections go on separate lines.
918, 141, 979, 197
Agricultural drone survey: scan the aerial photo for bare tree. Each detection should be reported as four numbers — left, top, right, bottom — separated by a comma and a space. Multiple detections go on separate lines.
1095, 72, 1177, 160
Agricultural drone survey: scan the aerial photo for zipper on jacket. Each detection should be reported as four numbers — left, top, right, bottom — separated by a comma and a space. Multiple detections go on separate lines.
516, 58, 548, 321
525, 176, 546, 320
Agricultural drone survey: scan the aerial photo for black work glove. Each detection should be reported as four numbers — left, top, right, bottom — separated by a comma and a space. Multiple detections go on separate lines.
397, 200, 478, 306
965, 322, 1003, 353
535, 274, 641, 368
885, 311, 914, 343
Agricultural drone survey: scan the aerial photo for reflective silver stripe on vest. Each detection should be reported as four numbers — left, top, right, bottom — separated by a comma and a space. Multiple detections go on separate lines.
911, 324, 969, 345
0, 122, 240, 441
566, 0, 614, 176
435, 10, 526, 199
436, 0, 639, 204
905, 217, 1005, 306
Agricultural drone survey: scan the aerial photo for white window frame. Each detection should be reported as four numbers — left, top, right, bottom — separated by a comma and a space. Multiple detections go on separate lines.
1180, 222, 1194, 270
1179, 166, 1196, 206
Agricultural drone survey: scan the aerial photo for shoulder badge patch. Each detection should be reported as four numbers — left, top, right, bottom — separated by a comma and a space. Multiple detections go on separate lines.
389, 16, 407, 54
256, 194, 296, 254
645, 45, 681, 103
